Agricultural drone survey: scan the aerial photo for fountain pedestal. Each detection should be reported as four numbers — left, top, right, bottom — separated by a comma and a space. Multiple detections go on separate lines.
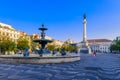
33, 24, 52, 56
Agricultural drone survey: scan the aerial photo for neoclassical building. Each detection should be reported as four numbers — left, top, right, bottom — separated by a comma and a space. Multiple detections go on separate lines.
0, 22, 31, 54
0, 23, 20, 43
0, 22, 31, 53
81, 39, 112, 53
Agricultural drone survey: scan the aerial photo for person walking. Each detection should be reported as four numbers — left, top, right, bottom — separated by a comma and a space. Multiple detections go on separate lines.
93, 51, 96, 57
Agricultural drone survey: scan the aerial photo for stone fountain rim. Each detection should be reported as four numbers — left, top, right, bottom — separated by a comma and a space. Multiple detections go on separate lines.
0, 55, 80, 64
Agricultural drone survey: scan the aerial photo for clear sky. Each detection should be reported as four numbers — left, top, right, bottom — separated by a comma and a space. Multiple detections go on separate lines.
0, 0, 120, 42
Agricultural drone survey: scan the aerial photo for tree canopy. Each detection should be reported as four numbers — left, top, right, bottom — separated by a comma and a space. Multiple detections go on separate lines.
0, 40, 16, 54
110, 40, 120, 53
17, 36, 30, 50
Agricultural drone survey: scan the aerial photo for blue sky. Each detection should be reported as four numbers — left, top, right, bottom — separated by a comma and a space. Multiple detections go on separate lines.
0, 0, 120, 42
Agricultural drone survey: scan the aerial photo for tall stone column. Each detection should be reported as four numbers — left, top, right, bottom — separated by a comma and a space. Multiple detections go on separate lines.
83, 14, 88, 47
80, 13, 91, 54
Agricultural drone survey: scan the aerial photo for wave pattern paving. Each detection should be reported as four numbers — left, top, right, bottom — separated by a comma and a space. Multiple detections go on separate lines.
0, 53, 120, 80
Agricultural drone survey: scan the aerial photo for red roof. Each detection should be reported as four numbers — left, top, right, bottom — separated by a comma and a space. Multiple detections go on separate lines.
81, 39, 112, 43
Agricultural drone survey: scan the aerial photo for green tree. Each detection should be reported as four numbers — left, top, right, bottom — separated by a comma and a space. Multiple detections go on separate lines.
110, 40, 120, 53
0, 40, 16, 54
31, 36, 41, 51
61, 43, 78, 52
7, 40, 16, 51
17, 36, 30, 50
31, 42, 41, 51
47, 44, 56, 51
46, 39, 59, 51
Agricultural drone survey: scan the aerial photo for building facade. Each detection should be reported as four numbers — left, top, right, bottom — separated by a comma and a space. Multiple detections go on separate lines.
86, 39, 112, 53
0, 22, 31, 54
0, 23, 20, 43
65, 39, 74, 44
0, 22, 30, 44
32, 33, 52, 40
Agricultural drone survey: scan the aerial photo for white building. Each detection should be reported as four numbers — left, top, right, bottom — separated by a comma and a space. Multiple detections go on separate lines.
86, 39, 112, 53
66, 38, 74, 44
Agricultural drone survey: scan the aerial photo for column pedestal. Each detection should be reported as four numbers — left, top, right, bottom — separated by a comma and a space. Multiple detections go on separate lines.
80, 44, 91, 54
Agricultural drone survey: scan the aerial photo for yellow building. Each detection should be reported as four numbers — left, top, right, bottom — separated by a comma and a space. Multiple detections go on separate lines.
0, 22, 31, 54
0, 22, 20, 43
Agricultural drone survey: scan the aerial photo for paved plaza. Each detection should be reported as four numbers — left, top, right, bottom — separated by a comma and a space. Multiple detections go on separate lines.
0, 53, 120, 80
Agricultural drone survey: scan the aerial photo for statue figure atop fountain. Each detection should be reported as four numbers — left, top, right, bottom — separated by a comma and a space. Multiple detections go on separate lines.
40, 24, 46, 39
33, 24, 52, 56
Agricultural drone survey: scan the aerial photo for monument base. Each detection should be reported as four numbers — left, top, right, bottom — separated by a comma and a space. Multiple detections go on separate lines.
80, 47, 91, 54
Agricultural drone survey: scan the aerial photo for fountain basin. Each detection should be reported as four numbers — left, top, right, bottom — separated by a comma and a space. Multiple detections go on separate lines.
0, 54, 80, 64
33, 39, 52, 43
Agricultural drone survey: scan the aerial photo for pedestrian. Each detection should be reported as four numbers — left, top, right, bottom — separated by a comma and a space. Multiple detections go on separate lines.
93, 51, 96, 57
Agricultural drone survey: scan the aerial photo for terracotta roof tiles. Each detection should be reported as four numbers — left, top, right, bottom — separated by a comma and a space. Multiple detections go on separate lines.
81, 39, 112, 43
